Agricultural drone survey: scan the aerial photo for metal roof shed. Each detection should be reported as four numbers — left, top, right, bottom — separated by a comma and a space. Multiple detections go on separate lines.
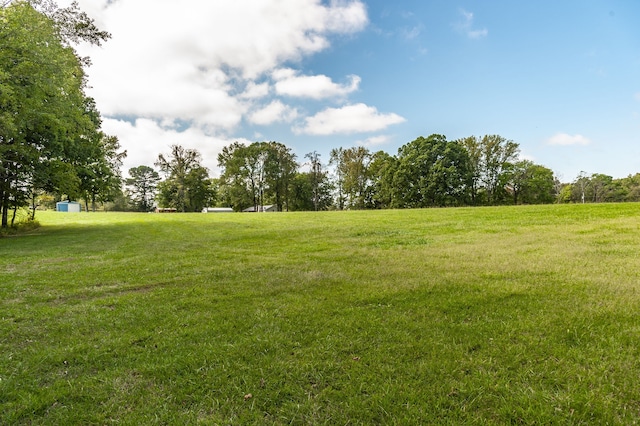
56, 201, 81, 212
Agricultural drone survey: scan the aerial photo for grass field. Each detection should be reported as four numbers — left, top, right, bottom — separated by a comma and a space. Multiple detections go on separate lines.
2, 204, 640, 424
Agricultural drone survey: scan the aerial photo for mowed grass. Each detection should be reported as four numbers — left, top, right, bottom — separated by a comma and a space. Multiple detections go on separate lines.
2, 204, 640, 424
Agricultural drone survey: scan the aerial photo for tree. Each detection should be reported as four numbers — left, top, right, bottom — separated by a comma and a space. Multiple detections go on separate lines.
289, 171, 333, 211
305, 151, 323, 211
77, 134, 127, 212
457, 136, 483, 205
367, 150, 397, 209
155, 145, 209, 212
329, 147, 346, 210
0, 1, 110, 227
571, 171, 590, 203
217, 142, 254, 211
126, 166, 161, 212
337, 146, 371, 209
589, 173, 619, 203
479, 135, 520, 205
619, 173, 640, 202
217, 141, 297, 212
505, 160, 555, 205
264, 142, 297, 211
393, 135, 471, 208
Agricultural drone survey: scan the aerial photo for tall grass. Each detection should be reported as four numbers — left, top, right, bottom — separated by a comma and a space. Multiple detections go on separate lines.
1, 204, 640, 424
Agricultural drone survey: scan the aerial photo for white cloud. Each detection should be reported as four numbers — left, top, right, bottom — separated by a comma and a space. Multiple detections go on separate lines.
547, 133, 592, 146
634, 92, 640, 101
70, 0, 368, 131
240, 82, 271, 100
52, 1, 412, 175
295, 103, 406, 135
249, 101, 299, 125
456, 9, 488, 39
357, 135, 393, 147
104, 118, 250, 178
274, 69, 361, 99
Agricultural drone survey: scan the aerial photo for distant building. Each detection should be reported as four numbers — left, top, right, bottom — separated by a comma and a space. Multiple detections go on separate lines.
242, 205, 277, 213
56, 201, 81, 212
202, 207, 234, 213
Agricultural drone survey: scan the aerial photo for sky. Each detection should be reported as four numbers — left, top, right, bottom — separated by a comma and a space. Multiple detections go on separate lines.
64, 0, 640, 181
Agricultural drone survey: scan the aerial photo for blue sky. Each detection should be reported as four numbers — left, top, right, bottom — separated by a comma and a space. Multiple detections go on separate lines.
71, 0, 640, 181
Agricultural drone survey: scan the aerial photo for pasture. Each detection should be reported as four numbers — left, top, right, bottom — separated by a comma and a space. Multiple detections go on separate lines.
1, 204, 640, 424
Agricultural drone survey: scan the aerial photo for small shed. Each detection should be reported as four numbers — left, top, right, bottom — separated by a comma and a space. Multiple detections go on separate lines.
56, 201, 81, 212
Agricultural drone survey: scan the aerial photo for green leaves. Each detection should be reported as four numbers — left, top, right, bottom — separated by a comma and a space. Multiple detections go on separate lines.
0, 1, 113, 226
155, 145, 213, 212
217, 142, 297, 212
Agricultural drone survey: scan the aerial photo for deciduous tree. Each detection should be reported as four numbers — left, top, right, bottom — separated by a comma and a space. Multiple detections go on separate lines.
126, 166, 161, 212
0, 1, 110, 227
155, 145, 209, 212
393, 135, 471, 208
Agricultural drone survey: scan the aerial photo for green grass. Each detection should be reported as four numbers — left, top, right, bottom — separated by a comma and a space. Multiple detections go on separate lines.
2, 204, 640, 424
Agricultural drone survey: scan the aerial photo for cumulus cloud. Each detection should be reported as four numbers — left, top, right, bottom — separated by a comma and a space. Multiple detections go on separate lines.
53, 1, 412, 175
357, 135, 393, 147
547, 133, 592, 146
68, 0, 368, 131
456, 9, 488, 39
273, 68, 361, 99
103, 118, 250, 177
295, 103, 406, 135
249, 101, 299, 125
240, 82, 271, 100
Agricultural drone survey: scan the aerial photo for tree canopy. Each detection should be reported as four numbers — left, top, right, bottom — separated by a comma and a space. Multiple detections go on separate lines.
0, 0, 119, 226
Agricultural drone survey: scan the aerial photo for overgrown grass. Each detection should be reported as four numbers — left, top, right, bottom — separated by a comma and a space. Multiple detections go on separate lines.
2, 204, 640, 424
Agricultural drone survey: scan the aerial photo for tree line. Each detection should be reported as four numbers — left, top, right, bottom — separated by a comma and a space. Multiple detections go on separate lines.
4, 2, 640, 226
120, 135, 640, 213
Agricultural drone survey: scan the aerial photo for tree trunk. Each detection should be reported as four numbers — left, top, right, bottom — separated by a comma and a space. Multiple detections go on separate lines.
11, 205, 18, 226
1, 195, 8, 228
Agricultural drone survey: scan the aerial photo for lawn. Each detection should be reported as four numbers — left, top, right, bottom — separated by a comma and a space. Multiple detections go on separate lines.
1, 204, 640, 424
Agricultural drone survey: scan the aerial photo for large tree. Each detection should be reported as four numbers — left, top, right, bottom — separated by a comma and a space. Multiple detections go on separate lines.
0, 1, 110, 227
305, 151, 323, 211
329, 147, 346, 210
479, 134, 520, 205
264, 141, 297, 211
77, 133, 126, 212
330, 146, 371, 210
155, 145, 211, 212
393, 135, 471, 208
457, 136, 483, 205
505, 160, 555, 205
217, 141, 297, 211
126, 165, 161, 212
368, 150, 397, 209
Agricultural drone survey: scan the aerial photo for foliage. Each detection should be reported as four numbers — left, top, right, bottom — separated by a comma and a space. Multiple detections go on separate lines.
393, 134, 471, 207
367, 150, 397, 209
126, 166, 161, 212
0, 1, 114, 227
505, 160, 555, 204
77, 134, 127, 212
217, 141, 297, 211
155, 145, 213, 212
